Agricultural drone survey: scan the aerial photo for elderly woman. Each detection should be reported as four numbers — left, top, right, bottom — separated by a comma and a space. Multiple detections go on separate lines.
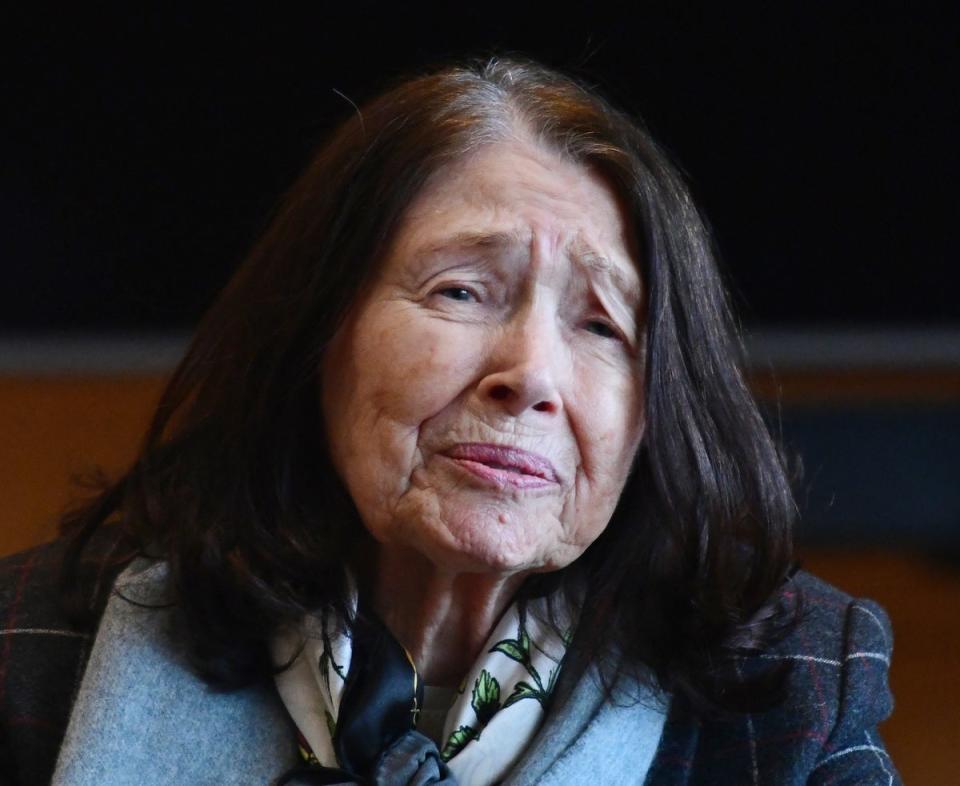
0, 59, 899, 785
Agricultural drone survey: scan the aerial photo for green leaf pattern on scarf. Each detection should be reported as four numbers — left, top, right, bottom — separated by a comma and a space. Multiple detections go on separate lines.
471, 669, 501, 725
439, 606, 563, 761
441, 724, 480, 760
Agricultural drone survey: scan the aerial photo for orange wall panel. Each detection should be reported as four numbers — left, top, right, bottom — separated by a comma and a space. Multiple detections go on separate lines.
0, 375, 165, 556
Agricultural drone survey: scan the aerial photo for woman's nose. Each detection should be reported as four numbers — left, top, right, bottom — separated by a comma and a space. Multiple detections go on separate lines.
476, 315, 565, 418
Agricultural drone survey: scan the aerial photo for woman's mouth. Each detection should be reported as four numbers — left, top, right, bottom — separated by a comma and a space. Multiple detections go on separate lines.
442, 443, 559, 489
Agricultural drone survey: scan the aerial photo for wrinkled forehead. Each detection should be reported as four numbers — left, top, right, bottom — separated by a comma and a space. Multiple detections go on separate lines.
387, 140, 643, 303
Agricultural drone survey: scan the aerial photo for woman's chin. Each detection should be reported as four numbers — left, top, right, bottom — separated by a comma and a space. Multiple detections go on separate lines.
423, 509, 572, 576
373, 487, 579, 576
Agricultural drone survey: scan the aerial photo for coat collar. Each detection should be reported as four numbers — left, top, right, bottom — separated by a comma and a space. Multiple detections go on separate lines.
53, 560, 667, 785
52, 560, 298, 784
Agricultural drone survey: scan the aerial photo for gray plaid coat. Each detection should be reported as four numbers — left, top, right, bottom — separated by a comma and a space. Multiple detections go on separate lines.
0, 531, 901, 784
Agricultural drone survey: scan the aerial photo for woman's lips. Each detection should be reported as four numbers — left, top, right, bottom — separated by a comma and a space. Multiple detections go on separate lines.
442, 443, 559, 489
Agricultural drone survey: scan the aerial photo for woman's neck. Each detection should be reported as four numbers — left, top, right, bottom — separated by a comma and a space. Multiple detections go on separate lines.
370, 545, 526, 687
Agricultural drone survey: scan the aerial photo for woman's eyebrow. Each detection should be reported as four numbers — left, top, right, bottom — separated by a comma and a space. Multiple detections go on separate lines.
416, 229, 526, 257
575, 249, 643, 308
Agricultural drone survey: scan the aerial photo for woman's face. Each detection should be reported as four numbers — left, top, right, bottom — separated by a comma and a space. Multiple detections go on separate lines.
322, 139, 645, 576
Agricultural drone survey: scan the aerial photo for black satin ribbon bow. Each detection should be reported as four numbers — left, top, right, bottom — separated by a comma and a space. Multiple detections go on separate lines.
277, 603, 459, 786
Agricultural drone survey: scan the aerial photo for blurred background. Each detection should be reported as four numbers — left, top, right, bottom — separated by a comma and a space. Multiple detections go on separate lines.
2, 3, 958, 782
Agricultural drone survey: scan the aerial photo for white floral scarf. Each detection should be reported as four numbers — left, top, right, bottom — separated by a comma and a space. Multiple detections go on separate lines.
273, 593, 573, 786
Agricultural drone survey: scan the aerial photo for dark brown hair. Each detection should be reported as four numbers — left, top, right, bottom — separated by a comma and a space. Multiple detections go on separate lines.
62, 57, 796, 713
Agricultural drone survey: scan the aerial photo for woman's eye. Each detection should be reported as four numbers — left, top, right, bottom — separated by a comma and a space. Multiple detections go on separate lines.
584, 320, 620, 340
436, 286, 475, 302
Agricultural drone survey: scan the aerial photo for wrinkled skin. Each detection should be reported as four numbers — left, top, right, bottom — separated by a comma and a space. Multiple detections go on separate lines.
321, 137, 645, 683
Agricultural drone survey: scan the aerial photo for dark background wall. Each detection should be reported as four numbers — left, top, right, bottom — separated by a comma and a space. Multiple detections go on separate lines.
4, 3, 958, 332
2, 3, 958, 549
